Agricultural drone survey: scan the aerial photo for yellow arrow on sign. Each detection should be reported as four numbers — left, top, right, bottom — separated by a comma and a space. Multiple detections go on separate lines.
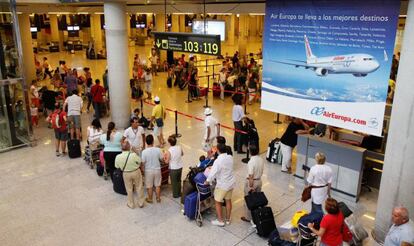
156, 39, 161, 48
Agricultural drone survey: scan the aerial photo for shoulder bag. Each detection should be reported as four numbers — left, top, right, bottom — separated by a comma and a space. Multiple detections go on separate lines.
301, 184, 328, 202
112, 152, 131, 195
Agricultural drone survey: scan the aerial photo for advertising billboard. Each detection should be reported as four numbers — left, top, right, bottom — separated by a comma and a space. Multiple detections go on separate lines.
261, 0, 400, 136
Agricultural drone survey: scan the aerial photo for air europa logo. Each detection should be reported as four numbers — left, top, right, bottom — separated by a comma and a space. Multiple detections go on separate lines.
310, 106, 369, 127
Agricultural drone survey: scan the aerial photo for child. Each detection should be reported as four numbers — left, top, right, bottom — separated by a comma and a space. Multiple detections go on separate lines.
30, 104, 39, 127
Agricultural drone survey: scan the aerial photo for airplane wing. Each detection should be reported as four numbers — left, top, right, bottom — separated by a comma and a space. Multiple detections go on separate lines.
270, 60, 321, 70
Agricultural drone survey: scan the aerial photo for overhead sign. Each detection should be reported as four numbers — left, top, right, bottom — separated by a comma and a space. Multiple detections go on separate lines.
261, 0, 400, 136
152, 32, 221, 56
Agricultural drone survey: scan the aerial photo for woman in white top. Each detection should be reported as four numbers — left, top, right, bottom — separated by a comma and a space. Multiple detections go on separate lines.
87, 118, 103, 149
164, 135, 183, 198
307, 152, 333, 213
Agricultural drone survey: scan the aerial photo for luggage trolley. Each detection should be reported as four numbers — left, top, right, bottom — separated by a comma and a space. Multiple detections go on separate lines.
195, 183, 213, 227
84, 144, 103, 169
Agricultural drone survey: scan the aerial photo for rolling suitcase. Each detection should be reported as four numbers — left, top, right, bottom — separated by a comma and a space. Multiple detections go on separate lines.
184, 192, 198, 219
266, 138, 282, 164
252, 206, 276, 237
199, 87, 208, 97
67, 139, 81, 158
96, 160, 104, 176
244, 191, 268, 211
193, 172, 206, 185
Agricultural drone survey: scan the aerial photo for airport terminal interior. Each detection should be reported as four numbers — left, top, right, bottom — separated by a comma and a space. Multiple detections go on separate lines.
0, 0, 413, 245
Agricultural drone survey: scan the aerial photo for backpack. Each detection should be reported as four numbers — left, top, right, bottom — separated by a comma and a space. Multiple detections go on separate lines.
51, 111, 62, 129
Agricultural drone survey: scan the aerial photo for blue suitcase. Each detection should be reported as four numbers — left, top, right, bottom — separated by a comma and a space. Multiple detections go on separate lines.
193, 172, 206, 185
184, 192, 198, 220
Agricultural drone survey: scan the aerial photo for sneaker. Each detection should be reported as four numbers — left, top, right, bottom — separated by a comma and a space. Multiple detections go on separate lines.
56, 151, 60, 157
211, 219, 225, 227
225, 219, 231, 225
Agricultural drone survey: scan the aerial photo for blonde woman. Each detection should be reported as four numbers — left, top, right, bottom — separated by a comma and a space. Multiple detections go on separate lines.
307, 152, 333, 213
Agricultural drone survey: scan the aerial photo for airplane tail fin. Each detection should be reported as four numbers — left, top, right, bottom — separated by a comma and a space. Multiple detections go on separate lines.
384, 50, 388, 62
304, 35, 316, 62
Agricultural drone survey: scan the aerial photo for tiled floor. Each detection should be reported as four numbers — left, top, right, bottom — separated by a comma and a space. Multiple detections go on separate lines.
0, 40, 380, 245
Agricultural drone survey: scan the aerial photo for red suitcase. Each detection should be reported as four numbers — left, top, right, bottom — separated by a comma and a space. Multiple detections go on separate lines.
213, 82, 220, 97
199, 87, 208, 97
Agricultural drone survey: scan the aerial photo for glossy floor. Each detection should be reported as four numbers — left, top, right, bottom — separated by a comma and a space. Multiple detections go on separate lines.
0, 41, 380, 245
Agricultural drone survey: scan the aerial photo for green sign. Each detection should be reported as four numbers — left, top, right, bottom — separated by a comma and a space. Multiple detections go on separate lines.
152, 32, 221, 56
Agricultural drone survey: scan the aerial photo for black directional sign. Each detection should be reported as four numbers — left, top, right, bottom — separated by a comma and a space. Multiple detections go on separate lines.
152, 32, 221, 56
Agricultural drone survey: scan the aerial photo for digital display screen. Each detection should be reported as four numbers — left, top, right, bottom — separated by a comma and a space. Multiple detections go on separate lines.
192, 20, 225, 41
30, 27, 38, 32
73, 25, 80, 30
67, 26, 74, 31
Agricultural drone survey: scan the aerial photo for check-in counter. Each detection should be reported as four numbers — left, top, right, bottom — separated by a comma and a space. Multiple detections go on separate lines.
295, 135, 366, 202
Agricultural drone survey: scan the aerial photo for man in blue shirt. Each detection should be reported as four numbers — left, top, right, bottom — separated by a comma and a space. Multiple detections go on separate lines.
385, 206, 414, 246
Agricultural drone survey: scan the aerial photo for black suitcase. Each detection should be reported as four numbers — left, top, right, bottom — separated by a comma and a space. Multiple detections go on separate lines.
244, 191, 268, 211
252, 206, 276, 237
67, 139, 81, 158
96, 161, 104, 176
266, 138, 282, 164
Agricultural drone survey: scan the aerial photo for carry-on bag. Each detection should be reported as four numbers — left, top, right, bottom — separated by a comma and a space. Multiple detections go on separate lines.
112, 152, 130, 195
244, 191, 268, 211
184, 191, 198, 219
68, 139, 81, 158
252, 206, 276, 237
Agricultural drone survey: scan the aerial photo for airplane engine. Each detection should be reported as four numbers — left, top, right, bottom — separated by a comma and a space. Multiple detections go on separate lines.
315, 68, 328, 76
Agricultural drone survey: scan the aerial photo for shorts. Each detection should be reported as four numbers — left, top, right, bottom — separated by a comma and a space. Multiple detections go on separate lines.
145, 81, 152, 93
67, 115, 81, 129
153, 125, 163, 136
145, 169, 161, 188
214, 188, 233, 202
54, 129, 68, 141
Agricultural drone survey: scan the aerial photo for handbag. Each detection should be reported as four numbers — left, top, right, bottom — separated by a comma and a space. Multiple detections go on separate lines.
112, 152, 131, 195
301, 184, 328, 202
342, 222, 353, 242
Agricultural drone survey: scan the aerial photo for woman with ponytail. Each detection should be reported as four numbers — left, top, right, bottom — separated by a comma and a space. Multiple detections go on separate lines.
100, 122, 122, 180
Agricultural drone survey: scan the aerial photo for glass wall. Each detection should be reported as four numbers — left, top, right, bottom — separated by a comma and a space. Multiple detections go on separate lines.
0, 0, 32, 152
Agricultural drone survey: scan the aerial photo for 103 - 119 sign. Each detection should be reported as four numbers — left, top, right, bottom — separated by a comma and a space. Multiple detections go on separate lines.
183, 41, 219, 55
152, 32, 221, 56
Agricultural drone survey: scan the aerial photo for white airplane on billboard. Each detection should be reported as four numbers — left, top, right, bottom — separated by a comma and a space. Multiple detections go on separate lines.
273, 35, 380, 77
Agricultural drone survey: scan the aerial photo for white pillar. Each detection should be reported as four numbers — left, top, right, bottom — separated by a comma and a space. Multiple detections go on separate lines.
104, 1, 130, 129
373, 0, 414, 243
18, 14, 36, 84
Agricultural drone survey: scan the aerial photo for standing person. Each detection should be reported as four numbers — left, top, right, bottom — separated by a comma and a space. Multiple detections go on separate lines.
122, 117, 145, 155
308, 198, 345, 246
42, 57, 52, 79
280, 117, 309, 173
144, 68, 153, 100
102, 69, 109, 93
219, 68, 227, 100
205, 143, 236, 227
189, 68, 200, 101
59, 61, 68, 81
30, 103, 39, 127
307, 152, 333, 213
115, 141, 145, 209
64, 69, 77, 96
164, 135, 183, 198
141, 134, 164, 203
385, 206, 414, 246
232, 95, 245, 154
150, 49, 158, 76
63, 89, 83, 140
47, 103, 68, 156
100, 122, 122, 180
30, 80, 40, 108
90, 79, 105, 119
203, 107, 219, 151
85, 78, 93, 113
247, 72, 258, 105
151, 96, 166, 147
241, 145, 264, 223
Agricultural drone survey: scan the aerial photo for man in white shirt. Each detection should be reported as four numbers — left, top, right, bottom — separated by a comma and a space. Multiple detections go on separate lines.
385, 207, 414, 246
232, 95, 246, 154
63, 89, 83, 140
205, 144, 236, 227
122, 117, 145, 155
203, 107, 219, 151
241, 145, 264, 222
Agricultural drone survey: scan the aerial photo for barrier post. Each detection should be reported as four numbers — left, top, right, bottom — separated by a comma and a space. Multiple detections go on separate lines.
140, 98, 144, 117
205, 59, 208, 72
212, 64, 215, 80
242, 145, 250, 163
244, 88, 249, 115
173, 110, 182, 138
273, 113, 282, 124
217, 123, 221, 136
204, 75, 210, 108
185, 83, 192, 103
